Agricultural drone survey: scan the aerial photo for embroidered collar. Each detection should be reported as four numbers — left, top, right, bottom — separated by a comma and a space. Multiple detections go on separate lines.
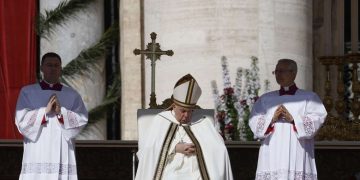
39, 80, 63, 91
279, 84, 298, 96
159, 111, 205, 126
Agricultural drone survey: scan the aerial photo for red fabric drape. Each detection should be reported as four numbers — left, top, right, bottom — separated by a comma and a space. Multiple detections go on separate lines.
0, 0, 37, 139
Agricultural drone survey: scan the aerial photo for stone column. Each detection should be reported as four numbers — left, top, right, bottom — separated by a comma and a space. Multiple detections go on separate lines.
40, 0, 106, 139
313, 0, 344, 99
259, 0, 313, 90
119, 0, 142, 140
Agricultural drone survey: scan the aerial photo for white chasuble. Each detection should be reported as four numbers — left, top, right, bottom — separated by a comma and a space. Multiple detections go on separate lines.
249, 89, 327, 180
15, 83, 88, 180
136, 110, 233, 180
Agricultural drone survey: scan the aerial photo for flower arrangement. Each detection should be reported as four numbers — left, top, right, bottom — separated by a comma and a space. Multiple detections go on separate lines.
212, 56, 267, 141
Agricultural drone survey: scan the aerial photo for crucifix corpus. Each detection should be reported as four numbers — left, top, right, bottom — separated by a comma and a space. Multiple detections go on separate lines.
133, 32, 174, 108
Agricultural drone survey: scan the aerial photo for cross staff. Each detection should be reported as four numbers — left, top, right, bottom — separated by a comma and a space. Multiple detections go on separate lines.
134, 32, 174, 108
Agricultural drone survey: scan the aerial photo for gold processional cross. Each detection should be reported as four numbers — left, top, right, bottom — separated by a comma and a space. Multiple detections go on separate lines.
133, 32, 174, 108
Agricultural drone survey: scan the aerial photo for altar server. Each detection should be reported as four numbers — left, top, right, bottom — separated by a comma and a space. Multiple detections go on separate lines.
15, 52, 88, 180
249, 59, 327, 180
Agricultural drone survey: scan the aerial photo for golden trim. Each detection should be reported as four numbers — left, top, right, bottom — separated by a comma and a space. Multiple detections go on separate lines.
154, 123, 178, 180
185, 79, 195, 104
183, 126, 210, 180
173, 98, 196, 108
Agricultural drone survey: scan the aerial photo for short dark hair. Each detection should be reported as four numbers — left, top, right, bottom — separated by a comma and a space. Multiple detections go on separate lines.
41, 52, 62, 65
277, 59, 297, 73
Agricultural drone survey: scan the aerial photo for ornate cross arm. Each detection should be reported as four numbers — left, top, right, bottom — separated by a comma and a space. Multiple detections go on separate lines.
133, 49, 174, 59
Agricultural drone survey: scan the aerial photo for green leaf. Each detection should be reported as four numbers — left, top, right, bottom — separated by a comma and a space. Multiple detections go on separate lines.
61, 23, 119, 78
36, 0, 96, 38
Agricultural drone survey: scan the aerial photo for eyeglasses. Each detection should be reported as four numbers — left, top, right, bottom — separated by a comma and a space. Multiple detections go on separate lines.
272, 70, 293, 75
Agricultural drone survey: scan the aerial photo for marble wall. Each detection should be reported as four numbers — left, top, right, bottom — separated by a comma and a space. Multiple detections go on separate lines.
142, 0, 313, 108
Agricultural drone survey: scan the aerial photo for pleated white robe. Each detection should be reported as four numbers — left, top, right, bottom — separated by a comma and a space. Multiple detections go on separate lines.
15, 83, 88, 180
136, 110, 233, 180
249, 89, 327, 180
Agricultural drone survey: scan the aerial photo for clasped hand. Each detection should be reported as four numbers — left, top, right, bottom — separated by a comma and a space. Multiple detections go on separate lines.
46, 94, 61, 114
175, 143, 196, 156
272, 105, 293, 123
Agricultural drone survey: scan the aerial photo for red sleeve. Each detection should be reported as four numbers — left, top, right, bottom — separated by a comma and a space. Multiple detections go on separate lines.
264, 123, 275, 135
57, 114, 64, 124
41, 115, 47, 125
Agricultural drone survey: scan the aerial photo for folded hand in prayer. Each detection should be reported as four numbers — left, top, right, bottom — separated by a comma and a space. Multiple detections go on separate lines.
272, 105, 294, 123
279, 105, 294, 122
46, 94, 62, 114
272, 106, 283, 123
54, 96, 61, 114
176, 143, 196, 156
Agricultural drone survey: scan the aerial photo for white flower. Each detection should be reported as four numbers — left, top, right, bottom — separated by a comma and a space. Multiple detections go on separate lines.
221, 56, 232, 88
212, 56, 269, 141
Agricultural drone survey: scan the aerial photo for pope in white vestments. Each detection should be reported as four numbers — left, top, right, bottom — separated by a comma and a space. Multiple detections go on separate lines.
136, 74, 233, 180
15, 52, 88, 180
249, 59, 327, 180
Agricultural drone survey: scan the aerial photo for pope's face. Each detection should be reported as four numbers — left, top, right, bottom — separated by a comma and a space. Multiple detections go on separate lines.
41, 57, 62, 84
274, 62, 296, 87
173, 104, 193, 124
